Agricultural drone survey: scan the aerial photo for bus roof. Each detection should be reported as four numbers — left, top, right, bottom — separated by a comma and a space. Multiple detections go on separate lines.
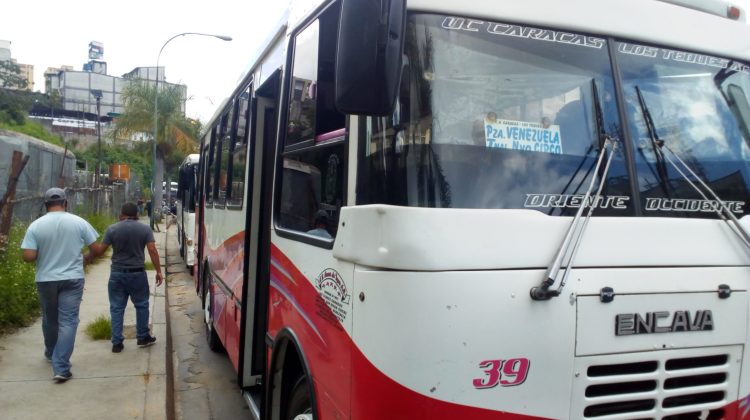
180, 153, 200, 167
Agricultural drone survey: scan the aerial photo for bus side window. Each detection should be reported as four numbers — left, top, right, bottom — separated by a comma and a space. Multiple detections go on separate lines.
279, 145, 345, 239
216, 105, 233, 206
229, 87, 252, 208
286, 3, 344, 145
278, 3, 345, 244
206, 128, 217, 205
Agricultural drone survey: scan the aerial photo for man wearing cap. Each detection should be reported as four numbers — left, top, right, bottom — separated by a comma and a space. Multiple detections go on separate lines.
21, 187, 99, 383
87, 202, 163, 353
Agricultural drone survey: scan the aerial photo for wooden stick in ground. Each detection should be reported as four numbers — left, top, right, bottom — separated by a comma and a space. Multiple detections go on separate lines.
0, 151, 30, 252
57, 142, 69, 187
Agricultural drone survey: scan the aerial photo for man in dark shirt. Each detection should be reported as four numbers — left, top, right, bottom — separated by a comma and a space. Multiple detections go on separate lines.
87, 202, 163, 353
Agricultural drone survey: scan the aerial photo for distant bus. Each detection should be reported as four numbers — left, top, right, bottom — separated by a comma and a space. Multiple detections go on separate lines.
162, 181, 178, 198
195, 0, 750, 419
176, 154, 199, 270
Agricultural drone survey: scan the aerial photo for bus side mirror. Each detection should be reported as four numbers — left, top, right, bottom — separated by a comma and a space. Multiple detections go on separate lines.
335, 0, 406, 116
727, 84, 750, 142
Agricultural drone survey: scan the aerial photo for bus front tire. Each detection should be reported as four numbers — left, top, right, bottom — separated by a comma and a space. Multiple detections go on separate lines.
204, 289, 223, 353
286, 376, 312, 420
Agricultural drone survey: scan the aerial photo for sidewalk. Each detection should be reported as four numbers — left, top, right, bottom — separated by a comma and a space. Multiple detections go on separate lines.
0, 217, 168, 420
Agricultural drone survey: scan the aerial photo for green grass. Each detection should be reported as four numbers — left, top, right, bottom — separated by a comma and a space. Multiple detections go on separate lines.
85, 315, 112, 340
0, 223, 39, 333
0, 120, 64, 146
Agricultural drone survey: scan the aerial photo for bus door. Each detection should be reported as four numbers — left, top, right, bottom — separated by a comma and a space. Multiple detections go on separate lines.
239, 70, 280, 398
196, 135, 212, 297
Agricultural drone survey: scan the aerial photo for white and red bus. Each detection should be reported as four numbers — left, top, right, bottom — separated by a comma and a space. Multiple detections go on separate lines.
194, 0, 750, 418
177, 153, 199, 271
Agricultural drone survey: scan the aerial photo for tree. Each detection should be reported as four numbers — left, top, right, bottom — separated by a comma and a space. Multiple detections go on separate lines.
0, 60, 28, 90
78, 143, 152, 188
0, 89, 28, 125
113, 80, 199, 215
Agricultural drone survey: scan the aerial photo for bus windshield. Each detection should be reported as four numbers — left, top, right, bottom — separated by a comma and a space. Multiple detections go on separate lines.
357, 13, 750, 218
616, 40, 750, 217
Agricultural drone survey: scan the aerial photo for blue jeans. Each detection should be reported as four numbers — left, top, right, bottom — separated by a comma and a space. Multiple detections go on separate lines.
108, 270, 151, 345
36, 278, 85, 375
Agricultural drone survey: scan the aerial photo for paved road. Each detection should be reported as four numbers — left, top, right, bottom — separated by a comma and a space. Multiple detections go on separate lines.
165, 224, 249, 420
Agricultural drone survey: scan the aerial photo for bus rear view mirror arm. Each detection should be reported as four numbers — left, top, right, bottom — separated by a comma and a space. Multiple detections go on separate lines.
335, 0, 406, 116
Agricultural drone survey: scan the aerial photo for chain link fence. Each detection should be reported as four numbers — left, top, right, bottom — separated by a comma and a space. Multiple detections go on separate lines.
8, 177, 133, 224
1, 130, 140, 226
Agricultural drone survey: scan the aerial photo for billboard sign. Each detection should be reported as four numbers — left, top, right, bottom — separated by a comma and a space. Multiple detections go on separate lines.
89, 41, 104, 60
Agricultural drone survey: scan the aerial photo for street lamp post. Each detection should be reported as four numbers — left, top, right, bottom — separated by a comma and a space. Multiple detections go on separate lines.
151, 32, 231, 230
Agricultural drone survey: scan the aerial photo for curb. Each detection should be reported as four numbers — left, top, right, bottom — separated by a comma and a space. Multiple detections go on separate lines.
163, 227, 176, 420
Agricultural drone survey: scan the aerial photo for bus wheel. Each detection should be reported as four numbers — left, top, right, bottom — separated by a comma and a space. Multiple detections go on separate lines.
286, 376, 312, 420
204, 289, 223, 352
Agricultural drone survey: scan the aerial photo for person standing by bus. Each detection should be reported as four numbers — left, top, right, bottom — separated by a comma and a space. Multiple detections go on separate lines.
87, 202, 163, 353
21, 188, 99, 383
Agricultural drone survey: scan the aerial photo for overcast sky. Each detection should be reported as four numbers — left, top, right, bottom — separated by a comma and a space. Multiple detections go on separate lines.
2, 0, 289, 123
3, 0, 750, 123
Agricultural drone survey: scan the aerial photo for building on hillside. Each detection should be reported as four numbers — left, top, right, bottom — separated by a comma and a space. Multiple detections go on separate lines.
122, 66, 164, 82
44, 66, 186, 116
0, 39, 34, 91
44, 65, 186, 118
35, 42, 187, 148
40, 62, 186, 148
42, 41, 186, 117
44, 65, 73, 93
0, 40, 10, 61
16, 62, 33, 90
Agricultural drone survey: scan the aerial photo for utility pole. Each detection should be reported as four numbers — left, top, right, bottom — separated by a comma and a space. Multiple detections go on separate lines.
91, 89, 103, 189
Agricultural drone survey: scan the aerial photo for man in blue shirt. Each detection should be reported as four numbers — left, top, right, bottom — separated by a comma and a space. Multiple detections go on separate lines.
21, 188, 99, 383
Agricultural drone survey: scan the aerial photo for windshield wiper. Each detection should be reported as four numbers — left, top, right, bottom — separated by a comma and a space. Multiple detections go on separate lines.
635, 86, 672, 197
635, 92, 750, 250
553, 80, 607, 212
531, 81, 619, 301
531, 137, 618, 301
591, 79, 607, 148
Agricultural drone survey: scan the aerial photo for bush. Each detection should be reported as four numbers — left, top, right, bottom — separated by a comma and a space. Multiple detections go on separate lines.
85, 315, 111, 340
0, 223, 39, 332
